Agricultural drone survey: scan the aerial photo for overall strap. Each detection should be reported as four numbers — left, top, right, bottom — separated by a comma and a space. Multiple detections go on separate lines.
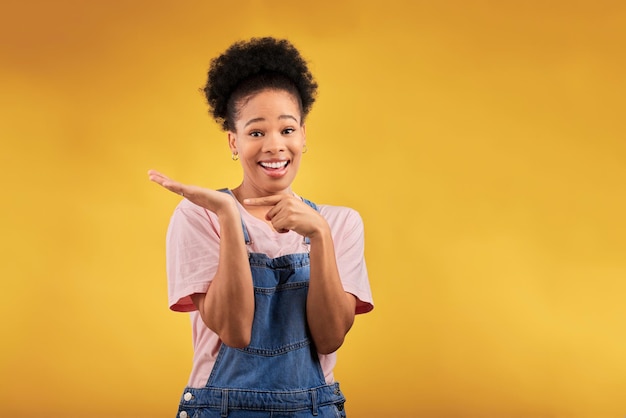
301, 197, 318, 211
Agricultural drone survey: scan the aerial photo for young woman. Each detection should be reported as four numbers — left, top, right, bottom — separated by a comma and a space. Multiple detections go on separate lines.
149, 37, 373, 418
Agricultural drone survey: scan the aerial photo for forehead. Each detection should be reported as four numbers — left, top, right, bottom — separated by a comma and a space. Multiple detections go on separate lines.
235, 89, 301, 121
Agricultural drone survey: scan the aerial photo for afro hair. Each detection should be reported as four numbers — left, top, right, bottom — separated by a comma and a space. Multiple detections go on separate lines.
203, 37, 318, 131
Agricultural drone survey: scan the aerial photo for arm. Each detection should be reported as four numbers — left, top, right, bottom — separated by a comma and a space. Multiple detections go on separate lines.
306, 223, 357, 354
150, 170, 254, 348
190, 205, 254, 348
244, 194, 356, 354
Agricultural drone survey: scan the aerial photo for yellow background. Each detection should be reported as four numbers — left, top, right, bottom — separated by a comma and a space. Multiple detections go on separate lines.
1, 1, 625, 417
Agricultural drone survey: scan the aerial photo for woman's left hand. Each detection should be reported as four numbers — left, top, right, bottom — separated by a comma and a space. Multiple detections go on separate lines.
244, 195, 328, 238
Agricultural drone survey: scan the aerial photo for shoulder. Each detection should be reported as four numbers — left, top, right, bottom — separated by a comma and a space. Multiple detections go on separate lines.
174, 198, 211, 215
318, 204, 362, 225
172, 198, 218, 220
317, 204, 364, 236
168, 198, 220, 236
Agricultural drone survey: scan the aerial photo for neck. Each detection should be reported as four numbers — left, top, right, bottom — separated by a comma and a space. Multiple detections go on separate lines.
231, 183, 293, 204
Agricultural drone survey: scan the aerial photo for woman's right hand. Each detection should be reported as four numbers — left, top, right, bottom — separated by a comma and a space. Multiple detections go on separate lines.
148, 169, 237, 216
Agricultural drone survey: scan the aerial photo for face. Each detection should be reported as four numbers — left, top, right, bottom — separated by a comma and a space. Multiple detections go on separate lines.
228, 89, 306, 197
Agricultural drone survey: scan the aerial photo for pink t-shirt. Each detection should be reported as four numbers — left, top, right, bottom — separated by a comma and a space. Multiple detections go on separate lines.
166, 196, 374, 388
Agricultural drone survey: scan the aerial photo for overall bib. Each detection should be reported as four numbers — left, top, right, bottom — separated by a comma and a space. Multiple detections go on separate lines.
176, 194, 347, 418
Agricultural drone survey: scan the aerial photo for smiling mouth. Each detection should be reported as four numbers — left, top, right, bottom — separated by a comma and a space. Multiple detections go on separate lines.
259, 161, 289, 170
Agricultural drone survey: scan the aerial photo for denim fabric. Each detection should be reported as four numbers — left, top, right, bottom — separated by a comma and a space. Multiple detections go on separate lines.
176, 384, 346, 417
176, 193, 346, 417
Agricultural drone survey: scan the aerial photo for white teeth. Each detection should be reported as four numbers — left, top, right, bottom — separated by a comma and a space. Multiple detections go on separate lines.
260, 161, 288, 169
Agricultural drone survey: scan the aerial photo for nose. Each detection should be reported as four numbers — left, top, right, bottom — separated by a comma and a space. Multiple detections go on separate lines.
262, 131, 286, 153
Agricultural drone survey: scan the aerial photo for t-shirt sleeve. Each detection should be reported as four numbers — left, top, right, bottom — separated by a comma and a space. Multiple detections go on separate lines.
166, 200, 221, 312
324, 206, 374, 315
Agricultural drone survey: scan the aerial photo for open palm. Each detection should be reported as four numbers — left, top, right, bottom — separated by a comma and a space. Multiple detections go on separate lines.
148, 169, 236, 215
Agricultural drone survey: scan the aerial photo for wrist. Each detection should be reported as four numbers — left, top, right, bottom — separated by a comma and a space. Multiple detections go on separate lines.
215, 199, 240, 221
308, 221, 331, 243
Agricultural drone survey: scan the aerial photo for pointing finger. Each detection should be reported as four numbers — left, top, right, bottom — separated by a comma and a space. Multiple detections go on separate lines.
243, 195, 286, 206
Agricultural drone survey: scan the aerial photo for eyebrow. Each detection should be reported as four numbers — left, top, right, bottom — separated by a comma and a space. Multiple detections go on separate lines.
244, 114, 299, 128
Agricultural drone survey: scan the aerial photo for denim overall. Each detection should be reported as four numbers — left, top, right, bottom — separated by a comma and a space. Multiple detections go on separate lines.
176, 192, 346, 418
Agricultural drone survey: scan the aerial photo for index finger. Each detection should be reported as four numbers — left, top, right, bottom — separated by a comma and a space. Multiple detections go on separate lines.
243, 195, 286, 206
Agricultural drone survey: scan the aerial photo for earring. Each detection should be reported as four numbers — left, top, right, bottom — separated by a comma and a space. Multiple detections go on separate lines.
302, 144, 308, 154
231, 152, 239, 161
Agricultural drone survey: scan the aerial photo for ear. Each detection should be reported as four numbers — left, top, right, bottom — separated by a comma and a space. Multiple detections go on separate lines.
227, 131, 237, 154
301, 124, 306, 145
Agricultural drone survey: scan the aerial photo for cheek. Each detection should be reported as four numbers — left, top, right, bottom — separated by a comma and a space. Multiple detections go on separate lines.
291, 152, 303, 168
237, 142, 256, 157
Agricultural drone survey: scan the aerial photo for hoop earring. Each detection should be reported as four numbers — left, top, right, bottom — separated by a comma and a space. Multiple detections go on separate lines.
302, 144, 308, 154
231, 152, 239, 161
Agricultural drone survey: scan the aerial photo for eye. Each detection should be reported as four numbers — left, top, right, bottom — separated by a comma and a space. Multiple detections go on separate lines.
282, 127, 295, 135
249, 130, 264, 137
